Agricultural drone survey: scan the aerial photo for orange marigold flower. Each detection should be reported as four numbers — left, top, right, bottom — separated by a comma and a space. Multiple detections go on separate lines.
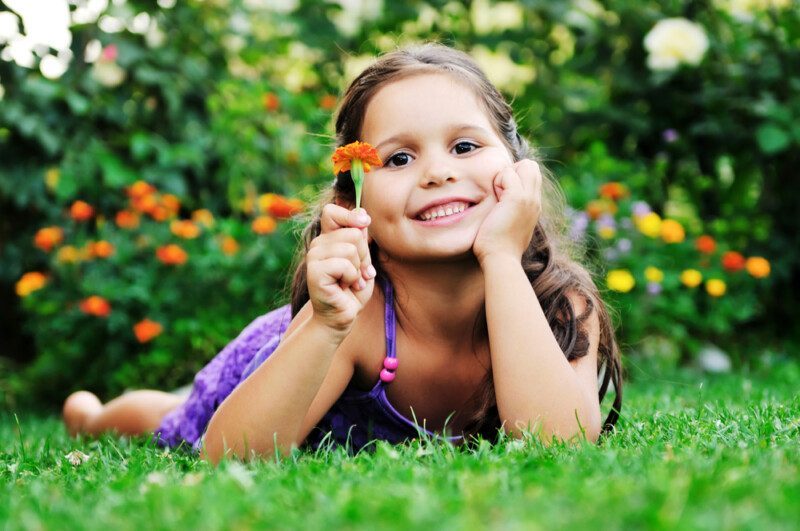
660, 219, 685, 244
252, 215, 277, 235
70, 200, 95, 222
115, 210, 140, 229
132, 194, 159, 214
133, 318, 163, 343
150, 205, 172, 222
332, 141, 383, 175
156, 244, 188, 265
259, 193, 304, 219
745, 256, 770, 278
705, 279, 727, 297
56, 245, 82, 264
79, 295, 111, 317
319, 94, 338, 111
127, 181, 157, 200
680, 269, 703, 288
161, 194, 181, 215
88, 240, 115, 258
263, 92, 280, 112
170, 220, 201, 239
34, 226, 64, 252
722, 251, 746, 272
192, 209, 215, 228
695, 235, 716, 254
220, 236, 239, 256
585, 199, 617, 220
16, 272, 48, 297
598, 182, 629, 201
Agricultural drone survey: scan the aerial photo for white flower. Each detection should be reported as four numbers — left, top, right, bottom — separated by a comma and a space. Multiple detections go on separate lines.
91, 59, 126, 87
644, 18, 709, 71
40, 53, 70, 80
65, 450, 91, 466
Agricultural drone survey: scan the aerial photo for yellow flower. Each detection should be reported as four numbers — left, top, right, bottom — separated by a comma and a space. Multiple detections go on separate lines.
660, 219, 685, 243
192, 209, 215, 228
745, 256, 770, 279
636, 212, 662, 238
645, 266, 664, 283
706, 278, 727, 297
56, 245, 82, 264
680, 269, 703, 288
607, 269, 636, 293
16, 272, 48, 297
45, 168, 60, 191
598, 226, 616, 239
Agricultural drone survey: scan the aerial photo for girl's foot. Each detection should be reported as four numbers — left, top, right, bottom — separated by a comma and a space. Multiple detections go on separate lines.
63, 391, 103, 437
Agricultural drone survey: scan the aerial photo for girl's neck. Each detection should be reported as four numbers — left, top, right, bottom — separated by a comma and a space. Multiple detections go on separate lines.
381, 256, 486, 355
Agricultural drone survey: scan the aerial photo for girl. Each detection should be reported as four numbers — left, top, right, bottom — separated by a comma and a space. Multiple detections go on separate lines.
63, 43, 623, 463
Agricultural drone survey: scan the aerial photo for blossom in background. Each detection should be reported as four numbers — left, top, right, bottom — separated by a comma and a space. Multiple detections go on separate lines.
607, 269, 636, 293
69, 200, 94, 222
252, 216, 277, 235
134, 319, 163, 343
319, 94, 337, 110
569, 210, 589, 241
599, 182, 629, 201
258, 194, 304, 219
617, 238, 632, 254
127, 180, 157, 200
647, 282, 662, 295
91, 44, 126, 88
696, 235, 716, 254
79, 295, 111, 317
644, 18, 709, 71
681, 269, 703, 288
596, 214, 616, 239
192, 209, 215, 228
632, 201, 652, 219
56, 245, 81, 264
65, 450, 91, 466
170, 220, 201, 239
663, 129, 680, 143
87, 240, 115, 259
263, 92, 280, 112
156, 244, 188, 266
745, 256, 770, 278
706, 279, 727, 297
636, 212, 662, 238
660, 219, 685, 243
645, 266, 664, 284
16, 272, 47, 297
34, 226, 64, 252
115, 210, 140, 229
220, 236, 239, 256
722, 251, 746, 272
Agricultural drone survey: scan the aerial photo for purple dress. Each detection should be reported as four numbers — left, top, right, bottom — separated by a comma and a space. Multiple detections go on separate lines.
154, 278, 466, 453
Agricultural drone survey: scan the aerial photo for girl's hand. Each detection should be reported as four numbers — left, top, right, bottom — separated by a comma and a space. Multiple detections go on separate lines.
306, 204, 376, 336
473, 159, 542, 266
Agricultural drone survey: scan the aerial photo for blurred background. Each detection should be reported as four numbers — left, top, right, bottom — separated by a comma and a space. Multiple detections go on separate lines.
1, 0, 797, 408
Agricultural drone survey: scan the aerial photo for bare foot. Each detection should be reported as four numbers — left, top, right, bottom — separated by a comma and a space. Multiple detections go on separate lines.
63, 391, 103, 437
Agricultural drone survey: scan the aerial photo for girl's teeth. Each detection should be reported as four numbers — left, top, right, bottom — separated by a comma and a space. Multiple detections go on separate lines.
421, 204, 467, 220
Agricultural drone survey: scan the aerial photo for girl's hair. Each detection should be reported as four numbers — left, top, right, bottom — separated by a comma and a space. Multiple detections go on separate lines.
286, 43, 622, 439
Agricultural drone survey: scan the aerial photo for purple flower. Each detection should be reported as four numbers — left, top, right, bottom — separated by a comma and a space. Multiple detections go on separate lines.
597, 213, 616, 230
663, 129, 679, 143
569, 211, 589, 241
632, 201, 651, 218
647, 282, 662, 295
603, 248, 619, 262
617, 238, 632, 253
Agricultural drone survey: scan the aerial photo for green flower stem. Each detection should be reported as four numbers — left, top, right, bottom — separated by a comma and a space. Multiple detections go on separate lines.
351, 159, 364, 211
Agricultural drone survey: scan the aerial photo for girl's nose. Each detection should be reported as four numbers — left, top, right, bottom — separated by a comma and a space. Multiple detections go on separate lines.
421, 159, 458, 186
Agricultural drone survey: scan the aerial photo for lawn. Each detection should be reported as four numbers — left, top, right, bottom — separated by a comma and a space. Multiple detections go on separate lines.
2, 358, 799, 530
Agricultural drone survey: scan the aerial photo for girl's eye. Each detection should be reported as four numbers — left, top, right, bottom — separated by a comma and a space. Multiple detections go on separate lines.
453, 141, 478, 155
387, 152, 411, 167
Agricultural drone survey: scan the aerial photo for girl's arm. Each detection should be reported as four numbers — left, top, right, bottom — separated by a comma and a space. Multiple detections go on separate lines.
482, 254, 602, 443
202, 302, 355, 463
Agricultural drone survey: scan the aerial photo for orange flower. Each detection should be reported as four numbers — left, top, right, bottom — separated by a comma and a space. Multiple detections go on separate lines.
745, 256, 770, 278
220, 236, 239, 256
127, 181, 157, 200
161, 194, 181, 215
332, 141, 382, 175
116, 210, 140, 229
695, 235, 716, 254
585, 199, 617, 220
258, 193, 304, 219
132, 194, 159, 214
705, 279, 727, 297
16, 272, 48, 297
263, 92, 280, 112
70, 200, 95, 222
156, 244, 188, 265
252, 215, 277, 235
722, 251, 746, 272
79, 295, 111, 317
598, 182, 629, 201
192, 209, 215, 228
170, 220, 201, 239
149, 205, 171, 222
319, 94, 337, 110
56, 245, 82, 264
88, 240, 115, 258
660, 219, 685, 244
34, 227, 64, 252
133, 318, 163, 343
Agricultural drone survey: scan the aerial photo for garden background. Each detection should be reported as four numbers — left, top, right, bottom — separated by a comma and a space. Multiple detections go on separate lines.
1, 0, 798, 410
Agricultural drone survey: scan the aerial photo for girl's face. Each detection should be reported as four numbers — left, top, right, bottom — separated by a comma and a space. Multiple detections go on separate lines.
360, 72, 514, 263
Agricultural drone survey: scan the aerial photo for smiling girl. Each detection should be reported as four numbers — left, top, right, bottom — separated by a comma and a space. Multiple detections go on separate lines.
63, 43, 622, 462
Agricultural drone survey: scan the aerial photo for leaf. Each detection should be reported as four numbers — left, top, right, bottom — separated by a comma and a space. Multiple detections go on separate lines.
755, 123, 791, 154
97, 148, 139, 188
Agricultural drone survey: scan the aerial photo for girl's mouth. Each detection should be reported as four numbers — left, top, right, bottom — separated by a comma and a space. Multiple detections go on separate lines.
413, 202, 476, 226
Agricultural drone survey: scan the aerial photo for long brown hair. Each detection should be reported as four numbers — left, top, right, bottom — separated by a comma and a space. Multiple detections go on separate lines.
287, 43, 622, 439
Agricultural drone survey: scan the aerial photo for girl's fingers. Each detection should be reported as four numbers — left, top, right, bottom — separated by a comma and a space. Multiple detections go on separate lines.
514, 159, 542, 196
320, 204, 371, 234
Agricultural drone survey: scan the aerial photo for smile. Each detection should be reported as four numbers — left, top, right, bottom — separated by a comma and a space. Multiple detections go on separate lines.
413, 202, 476, 226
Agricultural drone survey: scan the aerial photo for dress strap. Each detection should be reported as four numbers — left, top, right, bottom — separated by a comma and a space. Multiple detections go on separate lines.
380, 279, 399, 383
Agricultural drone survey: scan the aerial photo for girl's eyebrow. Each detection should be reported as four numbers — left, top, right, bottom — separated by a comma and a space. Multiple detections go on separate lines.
374, 124, 491, 152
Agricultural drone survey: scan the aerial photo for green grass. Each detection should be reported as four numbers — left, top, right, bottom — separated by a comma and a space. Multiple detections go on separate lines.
2, 359, 799, 530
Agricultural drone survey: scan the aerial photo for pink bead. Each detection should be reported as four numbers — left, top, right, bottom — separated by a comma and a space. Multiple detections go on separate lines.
383, 357, 399, 370
379, 368, 396, 383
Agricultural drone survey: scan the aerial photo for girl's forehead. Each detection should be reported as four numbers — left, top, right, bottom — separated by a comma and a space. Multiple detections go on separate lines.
361, 73, 497, 143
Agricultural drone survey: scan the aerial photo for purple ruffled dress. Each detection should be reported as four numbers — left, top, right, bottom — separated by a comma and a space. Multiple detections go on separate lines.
154, 278, 467, 453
